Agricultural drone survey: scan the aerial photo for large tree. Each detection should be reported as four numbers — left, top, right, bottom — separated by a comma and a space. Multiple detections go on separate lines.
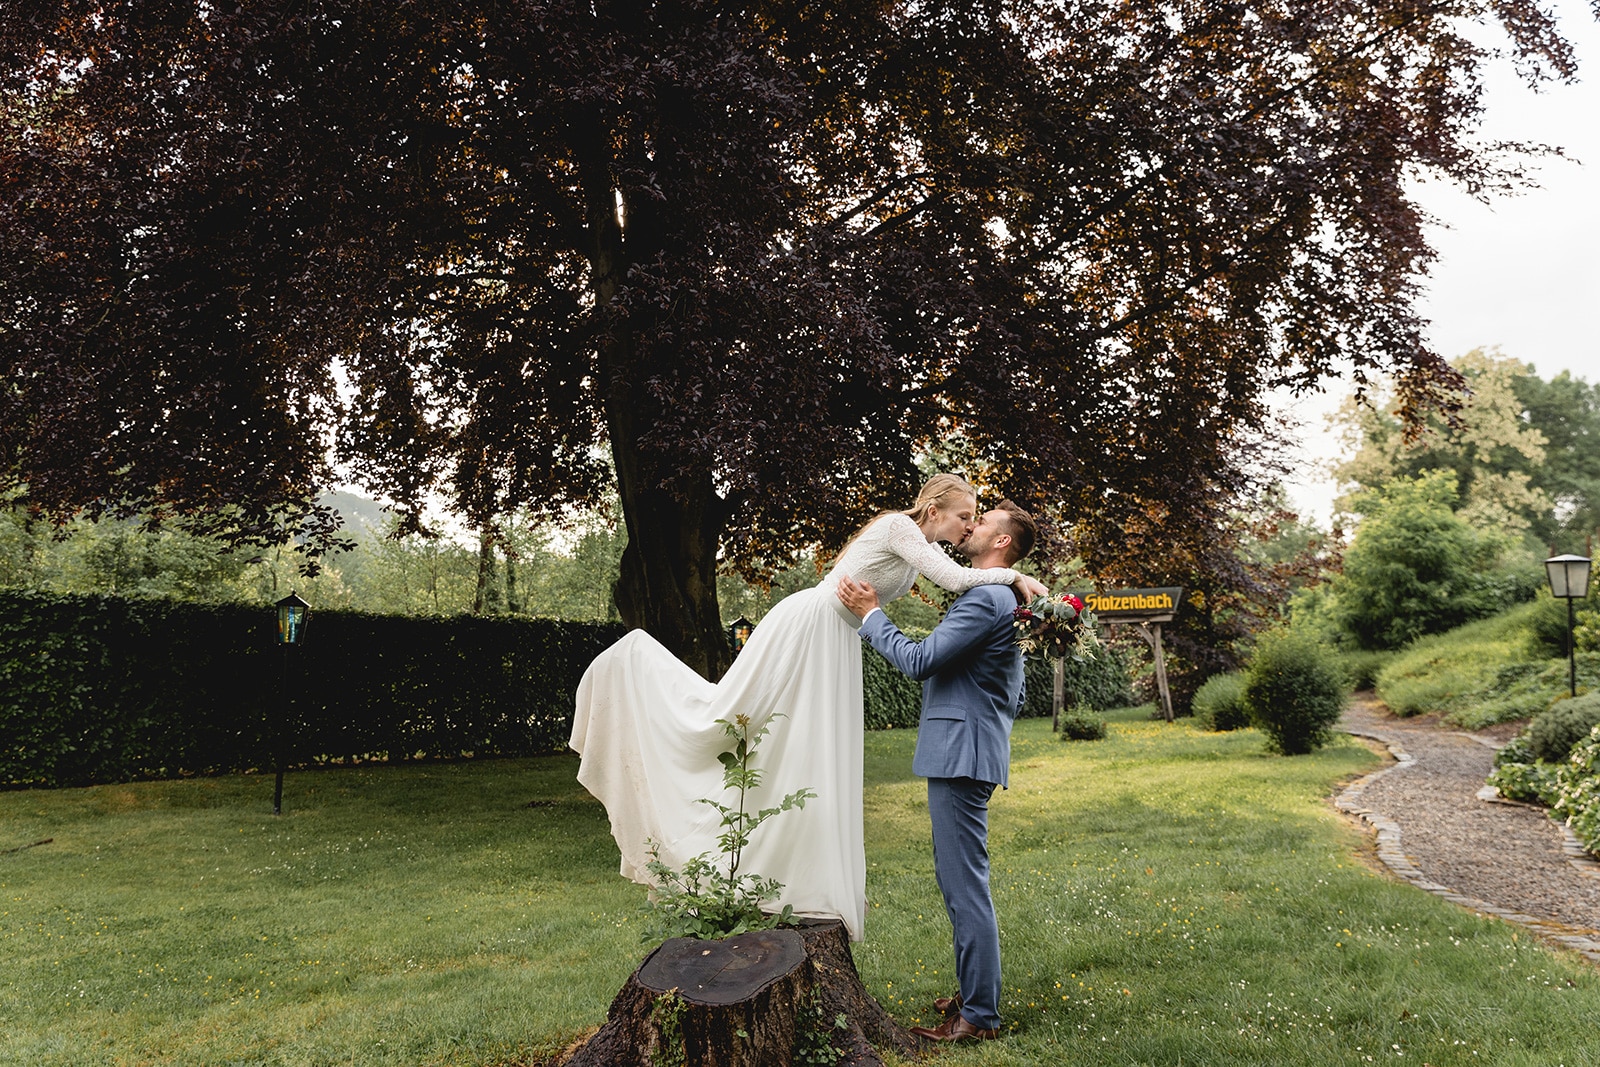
3, 0, 1576, 676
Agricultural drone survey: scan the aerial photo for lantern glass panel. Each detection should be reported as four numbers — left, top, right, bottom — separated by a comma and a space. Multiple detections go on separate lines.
1547, 555, 1593, 599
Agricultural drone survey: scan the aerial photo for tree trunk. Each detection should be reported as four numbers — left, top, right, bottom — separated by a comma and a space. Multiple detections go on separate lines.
578, 119, 733, 682
561, 920, 918, 1067
473, 528, 494, 615
504, 545, 520, 614
608, 457, 731, 681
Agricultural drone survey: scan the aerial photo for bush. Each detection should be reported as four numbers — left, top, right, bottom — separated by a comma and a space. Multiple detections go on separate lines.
1528, 593, 1579, 658
1057, 705, 1108, 741
1527, 692, 1600, 763
1486, 759, 1561, 805
1191, 672, 1249, 731
1336, 649, 1393, 691
1328, 472, 1503, 650
1242, 629, 1347, 755
1552, 725, 1600, 855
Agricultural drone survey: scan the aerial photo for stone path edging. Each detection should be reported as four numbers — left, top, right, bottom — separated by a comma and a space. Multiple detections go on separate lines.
1336, 725, 1600, 963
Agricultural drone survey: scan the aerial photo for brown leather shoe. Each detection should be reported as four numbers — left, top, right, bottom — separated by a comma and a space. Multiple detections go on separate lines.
932, 992, 963, 1016
910, 1012, 999, 1043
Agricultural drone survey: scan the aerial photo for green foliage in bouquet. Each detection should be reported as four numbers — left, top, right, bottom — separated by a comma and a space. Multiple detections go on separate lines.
643, 714, 815, 941
1013, 592, 1100, 661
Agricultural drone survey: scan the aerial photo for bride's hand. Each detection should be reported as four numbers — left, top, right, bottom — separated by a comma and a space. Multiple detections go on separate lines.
1014, 574, 1048, 601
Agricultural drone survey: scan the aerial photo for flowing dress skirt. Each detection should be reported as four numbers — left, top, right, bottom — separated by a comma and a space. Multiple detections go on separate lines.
570, 584, 867, 939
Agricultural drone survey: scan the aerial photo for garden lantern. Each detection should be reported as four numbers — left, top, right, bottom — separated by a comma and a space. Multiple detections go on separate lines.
273, 592, 311, 815
727, 616, 753, 657
1544, 555, 1591, 698
276, 591, 310, 646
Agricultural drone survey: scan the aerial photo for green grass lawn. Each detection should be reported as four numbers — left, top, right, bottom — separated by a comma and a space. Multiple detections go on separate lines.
5, 710, 1600, 1066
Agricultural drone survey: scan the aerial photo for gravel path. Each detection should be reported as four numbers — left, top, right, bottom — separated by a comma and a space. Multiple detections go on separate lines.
1338, 697, 1600, 961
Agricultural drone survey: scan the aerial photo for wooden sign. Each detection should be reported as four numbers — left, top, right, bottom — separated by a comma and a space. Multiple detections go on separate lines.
1084, 587, 1184, 618
1083, 587, 1185, 724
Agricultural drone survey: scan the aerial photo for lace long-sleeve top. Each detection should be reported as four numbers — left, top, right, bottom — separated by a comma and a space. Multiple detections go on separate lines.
822, 512, 1019, 606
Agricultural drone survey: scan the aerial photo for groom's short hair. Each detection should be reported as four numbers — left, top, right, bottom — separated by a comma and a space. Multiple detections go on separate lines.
994, 500, 1036, 564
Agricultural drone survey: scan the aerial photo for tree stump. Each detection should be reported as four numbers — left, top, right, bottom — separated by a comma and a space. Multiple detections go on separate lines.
561, 919, 919, 1067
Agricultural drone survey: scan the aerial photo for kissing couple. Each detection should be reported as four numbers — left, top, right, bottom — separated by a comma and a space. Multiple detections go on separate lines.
571, 473, 1041, 1041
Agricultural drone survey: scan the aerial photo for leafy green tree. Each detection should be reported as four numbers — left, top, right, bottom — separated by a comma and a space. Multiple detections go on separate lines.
1329, 472, 1506, 650
1332, 349, 1552, 538
1514, 370, 1600, 545
10, 0, 1567, 678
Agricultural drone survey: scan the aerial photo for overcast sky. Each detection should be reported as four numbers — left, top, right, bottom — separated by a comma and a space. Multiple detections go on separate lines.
1280, 1, 1600, 525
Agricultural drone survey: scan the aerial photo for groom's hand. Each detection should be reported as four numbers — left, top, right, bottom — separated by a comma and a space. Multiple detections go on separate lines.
836, 575, 881, 621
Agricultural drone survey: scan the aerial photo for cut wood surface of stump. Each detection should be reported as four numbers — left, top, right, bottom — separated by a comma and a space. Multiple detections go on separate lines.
561, 919, 918, 1067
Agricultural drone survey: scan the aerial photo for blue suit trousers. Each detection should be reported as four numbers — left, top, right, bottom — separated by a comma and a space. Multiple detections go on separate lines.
928, 775, 1001, 1030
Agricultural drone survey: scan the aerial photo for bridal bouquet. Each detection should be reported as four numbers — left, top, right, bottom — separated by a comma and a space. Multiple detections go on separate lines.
1013, 592, 1100, 660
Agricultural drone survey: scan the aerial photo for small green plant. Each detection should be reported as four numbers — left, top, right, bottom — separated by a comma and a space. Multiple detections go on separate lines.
643, 714, 815, 940
1243, 628, 1346, 755
1191, 671, 1249, 731
1527, 692, 1600, 763
1058, 704, 1108, 741
791, 989, 846, 1065
649, 989, 687, 1067
1486, 758, 1561, 804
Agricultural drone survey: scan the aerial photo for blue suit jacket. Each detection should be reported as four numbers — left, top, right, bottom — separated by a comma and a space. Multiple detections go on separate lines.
859, 584, 1025, 787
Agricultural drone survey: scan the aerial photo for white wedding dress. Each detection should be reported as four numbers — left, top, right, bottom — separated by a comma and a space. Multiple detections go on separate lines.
569, 512, 1020, 940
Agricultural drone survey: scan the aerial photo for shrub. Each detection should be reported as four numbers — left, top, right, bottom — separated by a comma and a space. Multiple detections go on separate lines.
1486, 759, 1561, 805
1337, 649, 1393, 691
1191, 672, 1249, 731
1527, 692, 1600, 763
1242, 629, 1347, 755
1552, 726, 1600, 855
1057, 705, 1108, 741
1528, 593, 1581, 658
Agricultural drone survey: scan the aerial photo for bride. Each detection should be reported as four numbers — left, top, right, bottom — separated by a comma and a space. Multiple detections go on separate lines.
569, 474, 1046, 940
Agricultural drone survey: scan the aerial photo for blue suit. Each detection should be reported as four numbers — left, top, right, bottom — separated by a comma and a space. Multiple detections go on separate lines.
859, 583, 1023, 1032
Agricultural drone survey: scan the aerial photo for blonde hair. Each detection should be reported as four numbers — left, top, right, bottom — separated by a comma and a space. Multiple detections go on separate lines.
901, 473, 978, 526
835, 473, 978, 562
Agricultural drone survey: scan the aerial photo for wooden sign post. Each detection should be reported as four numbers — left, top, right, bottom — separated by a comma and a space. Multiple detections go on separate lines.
1084, 588, 1185, 723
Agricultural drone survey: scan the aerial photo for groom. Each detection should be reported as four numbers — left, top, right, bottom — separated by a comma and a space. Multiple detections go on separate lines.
837, 499, 1036, 1043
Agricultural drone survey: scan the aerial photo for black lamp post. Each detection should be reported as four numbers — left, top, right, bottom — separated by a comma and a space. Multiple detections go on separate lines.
274, 592, 310, 815
1544, 555, 1591, 698
727, 616, 753, 657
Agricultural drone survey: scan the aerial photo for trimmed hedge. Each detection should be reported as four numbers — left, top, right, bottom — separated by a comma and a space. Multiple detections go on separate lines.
863, 641, 922, 730
1, 591, 626, 788
1020, 643, 1135, 719
3, 592, 1133, 788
